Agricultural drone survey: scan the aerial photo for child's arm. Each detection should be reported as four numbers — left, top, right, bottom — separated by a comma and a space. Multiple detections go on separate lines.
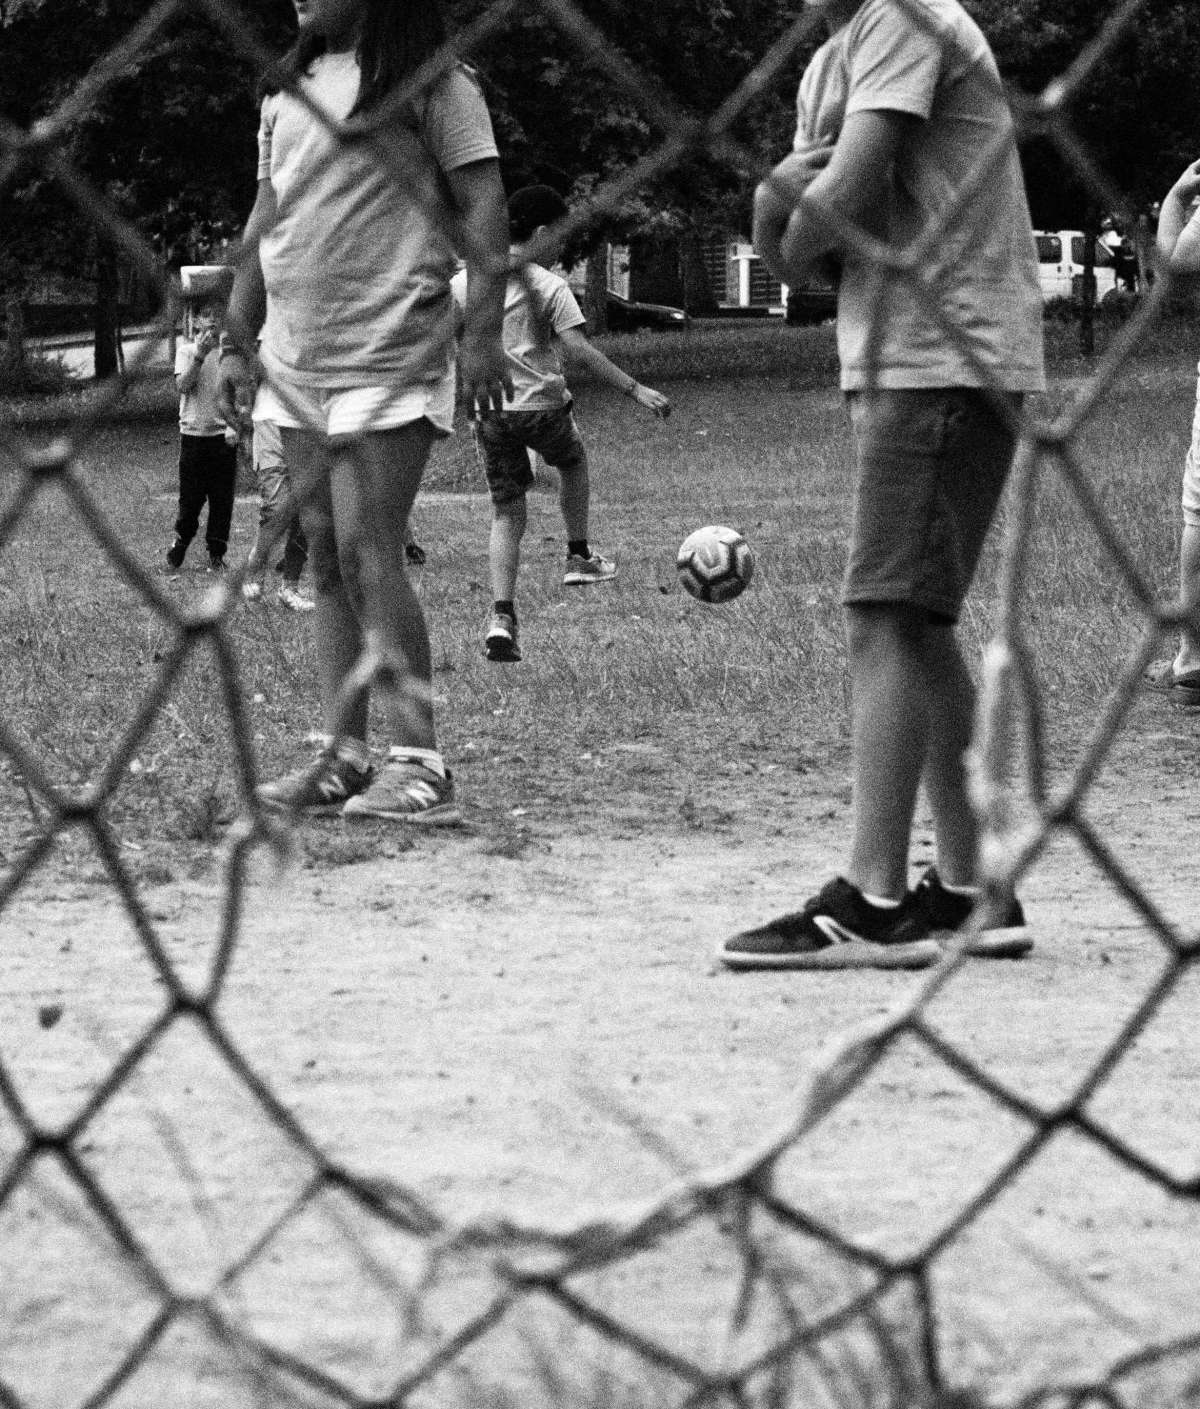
176, 327, 216, 393
556, 325, 671, 419
446, 158, 513, 418
215, 177, 274, 429
1158, 160, 1200, 274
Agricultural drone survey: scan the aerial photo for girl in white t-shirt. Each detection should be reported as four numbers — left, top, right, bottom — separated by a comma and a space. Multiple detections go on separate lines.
218, 0, 511, 824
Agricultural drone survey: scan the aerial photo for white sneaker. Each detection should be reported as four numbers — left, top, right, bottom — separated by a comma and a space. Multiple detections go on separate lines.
277, 582, 315, 613
242, 579, 264, 602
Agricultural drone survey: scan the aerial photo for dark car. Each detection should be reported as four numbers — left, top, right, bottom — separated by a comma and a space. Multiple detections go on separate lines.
785, 279, 838, 325
604, 290, 689, 332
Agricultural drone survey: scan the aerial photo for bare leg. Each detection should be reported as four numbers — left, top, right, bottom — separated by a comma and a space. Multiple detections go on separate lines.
846, 603, 982, 899
489, 496, 527, 603
1175, 521, 1200, 675
558, 460, 589, 542
845, 603, 929, 901
330, 422, 438, 752
920, 623, 978, 888
283, 427, 369, 745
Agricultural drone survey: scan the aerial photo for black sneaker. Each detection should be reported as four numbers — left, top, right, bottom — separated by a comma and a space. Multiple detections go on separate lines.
256, 751, 373, 815
903, 867, 1033, 959
718, 877, 942, 971
166, 538, 186, 570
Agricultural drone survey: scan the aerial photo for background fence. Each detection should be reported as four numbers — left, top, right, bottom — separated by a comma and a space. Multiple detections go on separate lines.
2, 1, 1199, 1406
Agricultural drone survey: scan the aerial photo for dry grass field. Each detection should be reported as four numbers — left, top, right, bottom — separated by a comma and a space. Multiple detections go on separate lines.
4, 318, 1200, 1408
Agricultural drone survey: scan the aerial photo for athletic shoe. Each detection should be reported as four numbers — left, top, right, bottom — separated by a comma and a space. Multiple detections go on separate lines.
342, 760, 461, 825
166, 538, 186, 570
208, 556, 227, 574
718, 877, 942, 971
405, 540, 427, 566
563, 552, 617, 586
484, 611, 521, 662
277, 582, 315, 613
1142, 659, 1200, 708
242, 579, 264, 602
256, 751, 372, 815
902, 866, 1033, 959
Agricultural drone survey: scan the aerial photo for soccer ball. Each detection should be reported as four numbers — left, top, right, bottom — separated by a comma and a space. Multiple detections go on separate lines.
676, 524, 754, 603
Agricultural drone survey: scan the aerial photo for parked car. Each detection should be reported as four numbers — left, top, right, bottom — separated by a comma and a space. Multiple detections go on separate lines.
1034, 230, 1118, 304
785, 278, 838, 324
604, 291, 688, 331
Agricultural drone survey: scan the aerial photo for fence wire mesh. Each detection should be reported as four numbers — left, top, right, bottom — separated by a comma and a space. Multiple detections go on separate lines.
1, 0, 1198, 1406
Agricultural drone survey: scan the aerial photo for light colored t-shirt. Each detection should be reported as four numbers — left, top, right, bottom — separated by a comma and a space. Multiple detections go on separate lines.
174, 340, 225, 436
257, 55, 498, 389
797, 0, 1044, 393
451, 259, 586, 411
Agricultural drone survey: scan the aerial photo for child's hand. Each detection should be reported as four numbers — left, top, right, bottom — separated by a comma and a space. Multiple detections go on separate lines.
459, 332, 513, 419
632, 384, 670, 419
215, 352, 256, 431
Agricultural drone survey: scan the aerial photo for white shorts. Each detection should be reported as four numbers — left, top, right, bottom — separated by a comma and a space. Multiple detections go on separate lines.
253, 368, 455, 439
1185, 365, 1200, 527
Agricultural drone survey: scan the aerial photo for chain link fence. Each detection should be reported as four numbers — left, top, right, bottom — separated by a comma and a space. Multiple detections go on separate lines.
2, 0, 1199, 1405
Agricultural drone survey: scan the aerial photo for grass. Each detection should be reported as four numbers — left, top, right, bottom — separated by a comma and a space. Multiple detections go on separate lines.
0, 311, 1192, 881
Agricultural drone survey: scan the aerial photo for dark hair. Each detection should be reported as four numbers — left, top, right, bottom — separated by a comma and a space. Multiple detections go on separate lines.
508, 185, 569, 243
266, 1, 448, 117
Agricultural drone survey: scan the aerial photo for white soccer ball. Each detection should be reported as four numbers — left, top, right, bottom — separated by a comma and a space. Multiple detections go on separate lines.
676, 524, 754, 604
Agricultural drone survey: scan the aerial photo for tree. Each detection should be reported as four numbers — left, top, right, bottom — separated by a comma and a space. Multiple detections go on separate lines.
0, 0, 290, 376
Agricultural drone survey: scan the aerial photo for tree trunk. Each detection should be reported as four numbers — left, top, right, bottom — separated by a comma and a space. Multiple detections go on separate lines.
680, 225, 717, 317
1078, 219, 1098, 357
585, 248, 608, 334
3, 290, 25, 369
94, 241, 120, 380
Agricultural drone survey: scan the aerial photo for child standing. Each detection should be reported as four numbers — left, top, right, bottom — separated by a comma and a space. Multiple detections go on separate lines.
721, 0, 1044, 970
451, 185, 670, 663
217, 0, 510, 822
168, 280, 237, 574
240, 418, 314, 612
1145, 158, 1200, 707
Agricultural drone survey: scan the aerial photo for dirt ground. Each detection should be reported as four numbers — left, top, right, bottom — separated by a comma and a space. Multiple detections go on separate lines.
4, 700, 1200, 1409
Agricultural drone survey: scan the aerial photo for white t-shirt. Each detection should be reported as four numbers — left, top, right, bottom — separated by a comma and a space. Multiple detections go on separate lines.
451, 259, 586, 411
174, 340, 225, 436
797, 0, 1044, 393
257, 56, 498, 389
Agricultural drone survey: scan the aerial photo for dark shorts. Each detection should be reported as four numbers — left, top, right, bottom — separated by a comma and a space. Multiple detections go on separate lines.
472, 403, 588, 505
843, 388, 1022, 624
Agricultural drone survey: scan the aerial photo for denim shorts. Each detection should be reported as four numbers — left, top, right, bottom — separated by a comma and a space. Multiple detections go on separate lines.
472, 402, 588, 504
844, 388, 1022, 623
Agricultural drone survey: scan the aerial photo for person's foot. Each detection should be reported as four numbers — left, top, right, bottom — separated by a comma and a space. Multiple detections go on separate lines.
901, 866, 1033, 958
563, 552, 617, 586
484, 611, 521, 662
276, 581, 315, 613
256, 751, 372, 815
718, 877, 941, 971
342, 760, 461, 825
207, 555, 227, 574
1142, 659, 1200, 707
166, 538, 186, 571
242, 578, 264, 602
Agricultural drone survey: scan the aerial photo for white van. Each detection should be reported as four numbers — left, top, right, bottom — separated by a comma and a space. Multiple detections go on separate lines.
1034, 230, 1118, 304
